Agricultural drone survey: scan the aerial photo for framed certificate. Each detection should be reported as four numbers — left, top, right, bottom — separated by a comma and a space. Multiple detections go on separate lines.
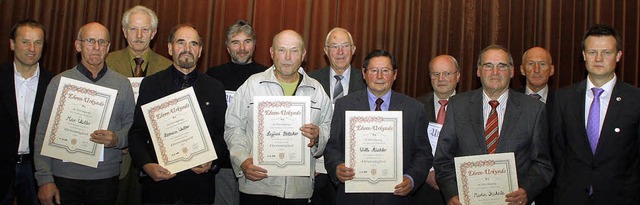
252, 96, 311, 176
141, 87, 218, 174
128, 77, 143, 103
40, 77, 118, 168
345, 111, 403, 193
454, 153, 519, 205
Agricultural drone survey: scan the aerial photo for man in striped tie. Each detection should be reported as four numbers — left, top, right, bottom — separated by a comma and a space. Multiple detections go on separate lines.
433, 45, 553, 205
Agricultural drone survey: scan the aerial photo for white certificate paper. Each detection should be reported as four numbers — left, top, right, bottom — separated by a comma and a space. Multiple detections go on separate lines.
454, 153, 519, 205
252, 96, 311, 176
427, 122, 442, 156
40, 77, 117, 168
141, 87, 218, 174
345, 111, 403, 193
128, 77, 143, 103
225, 90, 236, 105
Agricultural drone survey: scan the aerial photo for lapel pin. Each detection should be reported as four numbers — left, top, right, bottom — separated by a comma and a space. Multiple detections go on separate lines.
616, 97, 621, 101
614, 128, 620, 133
206, 102, 210, 106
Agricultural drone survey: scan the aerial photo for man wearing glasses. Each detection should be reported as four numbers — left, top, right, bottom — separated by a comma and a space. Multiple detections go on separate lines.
325, 50, 431, 204
433, 45, 553, 205
413, 55, 460, 205
34, 22, 135, 205
308, 27, 365, 205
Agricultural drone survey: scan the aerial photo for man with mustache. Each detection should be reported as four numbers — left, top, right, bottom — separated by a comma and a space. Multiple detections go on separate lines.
105, 6, 172, 205
0, 19, 54, 205
128, 24, 227, 204
34, 22, 135, 205
225, 29, 333, 205
433, 45, 553, 205
413, 55, 460, 205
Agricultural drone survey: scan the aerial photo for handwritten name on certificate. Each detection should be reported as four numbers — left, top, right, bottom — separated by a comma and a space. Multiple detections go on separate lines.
252, 96, 311, 176
141, 87, 217, 174
40, 77, 117, 168
345, 111, 403, 193
454, 153, 518, 205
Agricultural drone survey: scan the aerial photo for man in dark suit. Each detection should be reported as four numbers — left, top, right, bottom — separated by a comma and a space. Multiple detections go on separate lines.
325, 50, 432, 205
105, 6, 173, 205
413, 55, 460, 205
128, 25, 227, 204
518, 46, 555, 205
0, 19, 54, 205
552, 24, 640, 204
434, 45, 553, 205
308, 27, 365, 205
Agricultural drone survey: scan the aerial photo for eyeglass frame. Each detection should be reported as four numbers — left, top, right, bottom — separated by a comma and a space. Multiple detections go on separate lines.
78, 38, 110, 46
429, 71, 459, 79
326, 43, 352, 51
366, 67, 396, 76
479, 62, 512, 71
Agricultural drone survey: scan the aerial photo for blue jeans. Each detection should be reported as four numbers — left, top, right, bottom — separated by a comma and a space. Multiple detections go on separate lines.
0, 161, 38, 205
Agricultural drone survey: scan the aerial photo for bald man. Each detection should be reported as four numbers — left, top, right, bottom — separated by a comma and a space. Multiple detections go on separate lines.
518, 47, 555, 105
225, 30, 333, 205
414, 55, 461, 205
33, 22, 135, 205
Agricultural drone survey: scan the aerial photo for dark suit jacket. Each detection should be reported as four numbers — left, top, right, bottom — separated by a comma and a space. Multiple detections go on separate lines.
324, 90, 432, 205
416, 92, 437, 123
0, 63, 53, 197
128, 66, 227, 204
552, 80, 640, 204
414, 92, 447, 205
434, 89, 553, 203
513, 86, 555, 115
106, 48, 172, 77
308, 66, 366, 99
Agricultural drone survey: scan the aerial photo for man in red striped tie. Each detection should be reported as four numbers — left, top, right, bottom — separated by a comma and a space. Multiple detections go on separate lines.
433, 45, 553, 205
413, 55, 460, 205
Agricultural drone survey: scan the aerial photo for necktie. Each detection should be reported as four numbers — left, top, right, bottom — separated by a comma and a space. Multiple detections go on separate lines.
333, 75, 344, 102
436, 99, 448, 124
587, 87, 604, 154
375, 98, 384, 111
529, 93, 542, 101
134, 57, 144, 77
485, 100, 500, 154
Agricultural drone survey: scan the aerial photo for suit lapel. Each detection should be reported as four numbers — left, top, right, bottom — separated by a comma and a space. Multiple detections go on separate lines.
498, 90, 523, 152
2, 66, 19, 126
595, 81, 625, 157
348, 68, 365, 93
389, 91, 405, 111
468, 89, 488, 152
569, 81, 594, 159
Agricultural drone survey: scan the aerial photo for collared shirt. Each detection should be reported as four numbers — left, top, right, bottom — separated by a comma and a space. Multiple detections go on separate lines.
171, 66, 198, 91
127, 48, 150, 76
584, 75, 616, 132
525, 85, 549, 104
433, 91, 456, 120
366, 89, 391, 111
482, 90, 509, 132
329, 66, 352, 100
14, 63, 40, 154
77, 63, 108, 82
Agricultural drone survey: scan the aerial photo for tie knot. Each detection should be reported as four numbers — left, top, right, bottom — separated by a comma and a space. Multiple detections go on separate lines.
529, 93, 542, 100
489, 100, 499, 109
334, 75, 343, 81
591, 87, 604, 98
438, 99, 448, 106
134, 57, 144, 65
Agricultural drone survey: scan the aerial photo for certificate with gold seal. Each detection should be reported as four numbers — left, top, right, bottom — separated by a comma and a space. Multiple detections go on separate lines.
40, 77, 117, 168
141, 87, 218, 174
345, 111, 403, 193
252, 96, 311, 176
454, 153, 518, 205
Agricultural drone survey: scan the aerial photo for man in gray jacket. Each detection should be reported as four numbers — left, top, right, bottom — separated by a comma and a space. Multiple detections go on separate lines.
33, 22, 135, 205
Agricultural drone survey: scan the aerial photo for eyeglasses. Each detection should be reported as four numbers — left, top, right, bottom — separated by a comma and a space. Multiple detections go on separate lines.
429, 71, 458, 79
79, 38, 109, 46
326, 43, 352, 51
480, 62, 511, 71
366, 68, 395, 76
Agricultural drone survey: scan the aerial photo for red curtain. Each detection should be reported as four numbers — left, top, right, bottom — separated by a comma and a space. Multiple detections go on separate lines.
1, 0, 638, 97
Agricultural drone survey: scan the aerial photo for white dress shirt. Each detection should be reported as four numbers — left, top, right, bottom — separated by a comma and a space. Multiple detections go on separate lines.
14, 63, 40, 154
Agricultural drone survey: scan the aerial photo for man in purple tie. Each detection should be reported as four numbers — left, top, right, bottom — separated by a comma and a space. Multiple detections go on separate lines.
551, 24, 640, 204
413, 55, 460, 205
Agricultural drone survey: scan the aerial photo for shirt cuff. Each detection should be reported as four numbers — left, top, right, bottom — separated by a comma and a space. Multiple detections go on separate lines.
404, 174, 414, 189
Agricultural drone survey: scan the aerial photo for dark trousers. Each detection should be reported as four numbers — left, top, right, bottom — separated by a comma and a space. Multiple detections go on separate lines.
55, 175, 118, 205
310, 173, 336, 205
240, 192, 308, 205
0, 160, 38, 205
410, 182, 445, 205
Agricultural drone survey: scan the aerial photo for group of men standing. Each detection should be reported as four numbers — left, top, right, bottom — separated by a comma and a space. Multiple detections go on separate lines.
1, 4, 639, 205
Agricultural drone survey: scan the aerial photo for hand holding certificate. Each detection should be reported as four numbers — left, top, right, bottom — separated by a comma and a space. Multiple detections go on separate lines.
252, 96, 311, 176
141, 87, 217, 174
454, 153, 518, 205
40, 77, 118, 168
344, 111, 403, 193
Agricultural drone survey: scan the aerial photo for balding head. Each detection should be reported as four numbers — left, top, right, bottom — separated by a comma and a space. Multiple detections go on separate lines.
520, 46, 554, 92
324, 27, 356, 73
429, 55, 460, 99
270, 30, 307, 83
75, 22, 111, 72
